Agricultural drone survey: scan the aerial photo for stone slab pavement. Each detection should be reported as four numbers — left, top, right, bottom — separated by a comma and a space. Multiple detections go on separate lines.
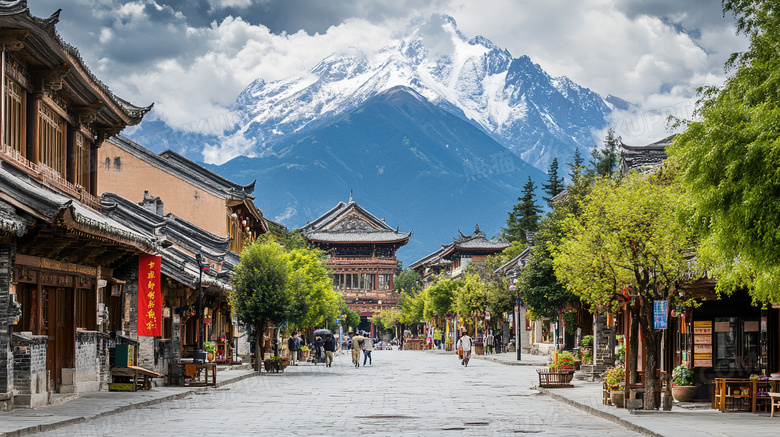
0, 365, 258, 437
17, 349, 638, 437
485, 352, 780, 436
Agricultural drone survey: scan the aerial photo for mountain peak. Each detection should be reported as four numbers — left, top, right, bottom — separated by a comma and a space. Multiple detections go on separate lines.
216, 16, 612, 169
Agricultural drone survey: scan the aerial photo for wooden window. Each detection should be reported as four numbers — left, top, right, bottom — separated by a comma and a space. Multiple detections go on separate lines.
74, 132, 90, 189
38, 104, 65, 175
361, 273, 375, 290
3, 76, 24, 152
378, 274, 391, 290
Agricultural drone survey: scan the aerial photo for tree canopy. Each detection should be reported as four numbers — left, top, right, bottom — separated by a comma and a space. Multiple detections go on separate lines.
231, 240, 291, 370
552, 170, 696, 409
590, 128, 621, 178
669, 0, 780, 304
504, 176, 542, 241
542, 157, 565, 202
394, 268, 423, 295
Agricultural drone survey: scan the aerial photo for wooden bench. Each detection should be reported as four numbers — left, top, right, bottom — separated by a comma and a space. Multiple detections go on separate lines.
537, 369, 574, 388
110, 366, 165, 391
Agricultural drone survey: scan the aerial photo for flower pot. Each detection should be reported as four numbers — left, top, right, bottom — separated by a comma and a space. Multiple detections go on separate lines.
610, 390, 625, 408
672, 385, 697, 402
207, 352, 214, 362
263, 360, 275, 372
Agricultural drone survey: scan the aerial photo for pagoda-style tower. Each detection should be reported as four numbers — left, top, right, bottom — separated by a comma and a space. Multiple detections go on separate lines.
301, 196, 410, 325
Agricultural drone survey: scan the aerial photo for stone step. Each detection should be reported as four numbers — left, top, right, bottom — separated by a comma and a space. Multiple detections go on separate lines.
49, 392, 80, 406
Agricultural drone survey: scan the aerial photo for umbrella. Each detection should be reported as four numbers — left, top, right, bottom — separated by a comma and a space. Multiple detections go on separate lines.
313, 328, 333, 336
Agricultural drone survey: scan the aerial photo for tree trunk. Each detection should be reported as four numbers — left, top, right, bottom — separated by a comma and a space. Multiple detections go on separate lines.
639, 305, 661, 410
254, 320, 266, 372
629, 307, 640, 385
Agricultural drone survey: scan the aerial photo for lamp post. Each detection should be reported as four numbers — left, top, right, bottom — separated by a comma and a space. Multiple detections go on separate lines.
510, 279, 521, 361
195, 253, 210, 363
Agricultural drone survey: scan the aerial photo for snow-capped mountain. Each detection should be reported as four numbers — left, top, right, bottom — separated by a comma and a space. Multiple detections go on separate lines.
217, 15, 613, 170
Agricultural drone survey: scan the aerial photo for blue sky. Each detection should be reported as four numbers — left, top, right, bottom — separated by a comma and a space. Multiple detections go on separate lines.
29, 0, 747, 155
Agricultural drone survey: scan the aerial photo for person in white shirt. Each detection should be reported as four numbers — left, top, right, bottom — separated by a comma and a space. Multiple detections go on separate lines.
362, 333, 374, 366
456, 333, 473, 367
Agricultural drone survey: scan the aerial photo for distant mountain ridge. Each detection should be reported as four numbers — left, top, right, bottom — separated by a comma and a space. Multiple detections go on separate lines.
215, 14, 614, 170
207, 85, 547, 264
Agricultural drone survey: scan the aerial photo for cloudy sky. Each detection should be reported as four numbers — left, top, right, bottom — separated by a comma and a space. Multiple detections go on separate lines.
29, 0, 748, 149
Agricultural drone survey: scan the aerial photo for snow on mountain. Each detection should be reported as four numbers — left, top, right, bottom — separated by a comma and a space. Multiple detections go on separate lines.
213, 15, 613, 170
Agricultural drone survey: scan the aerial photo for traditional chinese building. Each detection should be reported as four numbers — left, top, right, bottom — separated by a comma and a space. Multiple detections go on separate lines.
409, 225, 509, 285
0, 1, 159, 409
101, 193, 236, 375
97, 135, 268, 254
300, 196, 410, 331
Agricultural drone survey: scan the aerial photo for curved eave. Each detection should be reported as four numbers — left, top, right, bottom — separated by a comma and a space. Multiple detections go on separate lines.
61, 206, 157, 254
306, 236, 411, 245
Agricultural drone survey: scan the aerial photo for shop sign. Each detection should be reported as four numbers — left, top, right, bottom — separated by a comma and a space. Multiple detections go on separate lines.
138, 255, 162, 336
653, 300, 668, 330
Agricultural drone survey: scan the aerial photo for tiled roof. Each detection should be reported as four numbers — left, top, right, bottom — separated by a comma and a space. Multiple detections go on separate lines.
410, 225, 509, 269
0, 2, 152, 125
0, 162, 156, 252
620, 136, 674, 175
101, 193, 233, 292
301, 199, 410, 245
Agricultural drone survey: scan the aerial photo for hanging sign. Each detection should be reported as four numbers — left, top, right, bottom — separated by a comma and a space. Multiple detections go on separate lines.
138, 255, 162, 336
653, 300, 668, 330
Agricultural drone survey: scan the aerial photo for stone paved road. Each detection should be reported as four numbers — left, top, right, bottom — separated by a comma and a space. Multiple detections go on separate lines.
39, 351, 639, 436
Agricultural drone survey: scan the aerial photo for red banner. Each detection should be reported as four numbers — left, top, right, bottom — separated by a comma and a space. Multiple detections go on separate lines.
138, 255, 162, 336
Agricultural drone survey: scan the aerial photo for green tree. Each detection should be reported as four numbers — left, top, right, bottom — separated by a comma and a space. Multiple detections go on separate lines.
669, 0, 780, 303
542, 157, 566, 202
286, 246, 339, 329
231, 240, 291, 371
590, 128, 621, 178
425, 277, 459, 318
454, 273, 488, 335
373, 307, 402, 337
395, 269, 423, 295
344, 307, 361, 332
504, 177, 542, 241
569, 148, 584, 176
552, 170, 697, 409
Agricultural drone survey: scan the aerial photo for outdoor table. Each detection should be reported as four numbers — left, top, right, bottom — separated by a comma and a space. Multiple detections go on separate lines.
184, 362, 217, 387
712, 378, 780, 412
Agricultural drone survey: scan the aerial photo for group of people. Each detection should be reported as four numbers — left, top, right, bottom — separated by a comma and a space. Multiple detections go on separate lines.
287, 332, 338, 367
483, 330, 504, 354
348, 331, 374, 367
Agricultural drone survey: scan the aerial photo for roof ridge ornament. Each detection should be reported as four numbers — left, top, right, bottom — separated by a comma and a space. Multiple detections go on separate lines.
349, 189, 353, 203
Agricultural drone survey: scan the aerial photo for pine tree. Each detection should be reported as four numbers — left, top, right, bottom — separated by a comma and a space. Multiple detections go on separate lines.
504, 177, 542, 242
590, 128, 621, 177
542, 157, 565, 202
568, 149, 584, 180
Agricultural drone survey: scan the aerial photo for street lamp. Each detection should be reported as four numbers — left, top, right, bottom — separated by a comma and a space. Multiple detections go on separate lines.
194, 253, 211, 363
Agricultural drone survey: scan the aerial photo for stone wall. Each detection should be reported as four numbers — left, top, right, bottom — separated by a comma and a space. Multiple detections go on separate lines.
74, 330, 103, 393
0, 242, 16, 410
12, 332, 48, 408
593, 312, 615, 369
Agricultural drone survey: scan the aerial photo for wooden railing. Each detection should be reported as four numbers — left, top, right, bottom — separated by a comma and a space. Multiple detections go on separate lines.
0, 145, 102, 211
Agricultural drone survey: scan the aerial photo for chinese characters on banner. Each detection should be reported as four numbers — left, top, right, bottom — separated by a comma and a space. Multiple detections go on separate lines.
138, 255, 162, 336
653, 300, 668, 330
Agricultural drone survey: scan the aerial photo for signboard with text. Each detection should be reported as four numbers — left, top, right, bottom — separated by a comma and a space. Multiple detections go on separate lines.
653, 300, 668, 330
138, 255, 162, 336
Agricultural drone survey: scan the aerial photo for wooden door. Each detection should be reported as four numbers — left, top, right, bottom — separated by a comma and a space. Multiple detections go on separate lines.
45, 287, 75, 391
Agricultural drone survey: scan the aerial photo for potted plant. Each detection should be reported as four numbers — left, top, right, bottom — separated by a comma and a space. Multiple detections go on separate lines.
279, 357, 290, 371
580, 335, 593, 348
671, 364, 696, 402
604, 365, 626, 407
581, 349, 593, 364
557, 351, 576, 371
203, 342, 216, 362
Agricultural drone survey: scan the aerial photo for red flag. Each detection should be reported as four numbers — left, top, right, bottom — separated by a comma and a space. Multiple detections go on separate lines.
138, 255, 162, 336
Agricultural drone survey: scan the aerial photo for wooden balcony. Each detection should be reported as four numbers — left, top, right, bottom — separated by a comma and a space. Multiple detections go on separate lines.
329, 257, 398, 269
0, 145, 102, 210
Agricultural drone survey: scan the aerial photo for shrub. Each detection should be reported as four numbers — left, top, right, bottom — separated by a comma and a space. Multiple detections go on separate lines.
603, 365, 625, 390
671, 364, 694, 386
580, 335, 593, 347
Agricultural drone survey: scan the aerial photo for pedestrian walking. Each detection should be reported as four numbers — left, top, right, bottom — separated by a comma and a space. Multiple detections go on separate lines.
362, 333, 374, 366
485, 331, 494, 354
313, 336, 324, 365
494, 332, 502, 354
457, 332, 473, 367
288, 332, 299, 366
323, 335, 336, 367
350, 332, 365, 367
